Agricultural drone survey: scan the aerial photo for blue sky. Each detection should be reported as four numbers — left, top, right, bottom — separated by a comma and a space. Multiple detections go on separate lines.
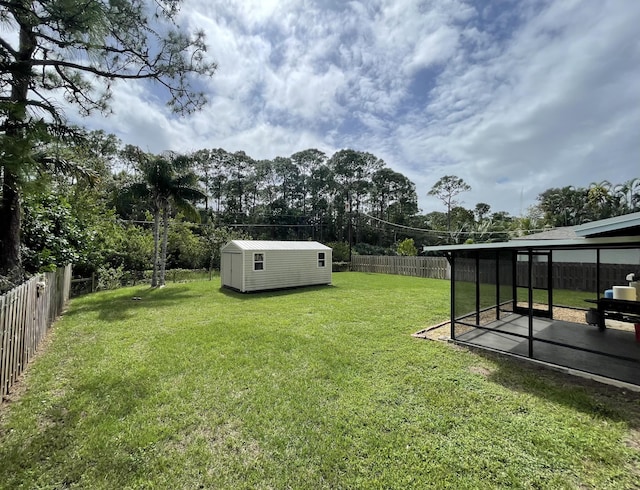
75, 0, 640, 217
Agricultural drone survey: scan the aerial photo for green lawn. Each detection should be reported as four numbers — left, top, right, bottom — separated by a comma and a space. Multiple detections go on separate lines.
1, 272, 638, 489
454, 280, 599, 318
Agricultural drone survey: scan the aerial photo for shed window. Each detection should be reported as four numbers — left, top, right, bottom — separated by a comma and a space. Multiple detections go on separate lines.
318, 252, 326, 268
254, 253, 264, 271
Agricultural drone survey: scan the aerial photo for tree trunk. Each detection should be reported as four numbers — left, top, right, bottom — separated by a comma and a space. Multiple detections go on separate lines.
0, 19, 37, 284
159, 203, 169, 286
151, 204, 160, 287
0, 169, 23, 285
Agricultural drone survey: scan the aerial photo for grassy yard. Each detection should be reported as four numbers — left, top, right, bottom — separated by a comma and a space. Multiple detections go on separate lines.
0, 272, 638, 489
455, 280, 599, 316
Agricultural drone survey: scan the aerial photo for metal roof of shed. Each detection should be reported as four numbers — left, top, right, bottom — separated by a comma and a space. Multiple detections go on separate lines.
223, 240, 331, 251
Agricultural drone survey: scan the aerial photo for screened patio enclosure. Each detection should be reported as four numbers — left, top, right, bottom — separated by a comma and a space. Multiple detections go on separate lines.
424, 213, 640, 387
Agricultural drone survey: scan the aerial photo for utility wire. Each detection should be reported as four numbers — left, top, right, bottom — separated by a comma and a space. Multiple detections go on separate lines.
118, 214, 552, 237
226, 223, 313, 228
361, 213, 551, 237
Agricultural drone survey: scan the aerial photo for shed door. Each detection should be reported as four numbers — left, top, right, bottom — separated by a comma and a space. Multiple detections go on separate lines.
229, 253, 243, 290
223, 252, 243, 290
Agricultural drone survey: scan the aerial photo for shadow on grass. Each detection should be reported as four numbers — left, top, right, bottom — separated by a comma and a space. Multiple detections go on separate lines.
468, 347, 640, 430
64, 285, 195, 322
218, 283, 336, 300
0, 371, 154, 487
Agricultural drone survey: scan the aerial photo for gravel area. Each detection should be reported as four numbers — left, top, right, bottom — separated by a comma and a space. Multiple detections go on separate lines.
414, 304, 637, 341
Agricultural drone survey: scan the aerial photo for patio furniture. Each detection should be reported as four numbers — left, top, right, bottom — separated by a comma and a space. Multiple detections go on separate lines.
585, 298, 640, 330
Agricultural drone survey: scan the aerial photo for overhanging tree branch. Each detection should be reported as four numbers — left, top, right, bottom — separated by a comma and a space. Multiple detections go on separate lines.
32, 57, 195, 80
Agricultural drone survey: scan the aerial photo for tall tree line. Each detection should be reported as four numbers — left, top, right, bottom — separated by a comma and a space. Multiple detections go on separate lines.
190, 147, 419, 244
4, 128, 639, 291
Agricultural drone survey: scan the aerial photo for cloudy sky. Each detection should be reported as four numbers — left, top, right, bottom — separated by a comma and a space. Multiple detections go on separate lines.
73, 0, 640, 217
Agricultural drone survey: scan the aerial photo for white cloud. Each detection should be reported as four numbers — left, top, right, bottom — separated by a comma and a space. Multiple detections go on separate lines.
404, 26, 461, 75
264, 63, 347, 122
62, 0, 640, 217
387, 0, 640, 213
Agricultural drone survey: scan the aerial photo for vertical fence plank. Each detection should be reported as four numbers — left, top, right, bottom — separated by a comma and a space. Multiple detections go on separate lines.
24, 281, 31, 366
16, 282, 27, 380
8, 288, 18, 388
350, 256, 451, 280
0, 294, 7, 398
26, 279, 36, 364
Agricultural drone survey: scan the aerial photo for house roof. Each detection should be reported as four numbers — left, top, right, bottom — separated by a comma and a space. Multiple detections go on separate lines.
511, 227, 578, 240
423, 212, 640, 254
422, 235, 640, 253
223, 240, 332, 251
573, 211, 640, 237
507, 212, 640, 241
422, 213, 640, 252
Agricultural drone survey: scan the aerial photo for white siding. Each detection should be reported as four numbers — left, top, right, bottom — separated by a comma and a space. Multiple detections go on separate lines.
243, 249, 332, 292
220, 240, 332, 292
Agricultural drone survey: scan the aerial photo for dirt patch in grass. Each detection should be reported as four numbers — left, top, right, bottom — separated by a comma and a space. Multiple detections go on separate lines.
413, 308, 507, 341
412, 321, 450, 341
469, 365, 494, 377
627, 429, 640, 450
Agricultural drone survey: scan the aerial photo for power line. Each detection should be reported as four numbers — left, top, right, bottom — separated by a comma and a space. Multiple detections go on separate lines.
226, 223, 313, 228
362, 213, 552, 237
118, 215, 553, 238
117, 219, 313, 228
362, 213, 442, 234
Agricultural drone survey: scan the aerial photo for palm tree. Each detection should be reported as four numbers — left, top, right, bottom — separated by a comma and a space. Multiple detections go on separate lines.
614, 178, 640, 214
586, 180, 614, 220
128, 152, 205, 287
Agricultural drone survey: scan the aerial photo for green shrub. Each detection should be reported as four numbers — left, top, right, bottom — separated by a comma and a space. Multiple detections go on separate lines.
397, 238, 417, 256
332, 261, 351, 272
326, 241, 350, 262
96, 265, 126, 290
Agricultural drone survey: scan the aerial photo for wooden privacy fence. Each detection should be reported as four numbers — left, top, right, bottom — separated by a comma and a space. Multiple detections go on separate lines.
1, 265, 71, 400
351, 256, 450, 279
453, 259, 636, 292
351, 255, 635, 291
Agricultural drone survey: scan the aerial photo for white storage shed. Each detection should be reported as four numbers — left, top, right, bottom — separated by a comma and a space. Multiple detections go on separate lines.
220, 240, 332, 292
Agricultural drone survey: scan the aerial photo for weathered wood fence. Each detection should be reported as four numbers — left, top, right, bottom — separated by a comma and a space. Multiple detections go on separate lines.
1, 265, 71, 400
453, 259, 636, 291
351, 256, 450, 279
351, 255, 636, 291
